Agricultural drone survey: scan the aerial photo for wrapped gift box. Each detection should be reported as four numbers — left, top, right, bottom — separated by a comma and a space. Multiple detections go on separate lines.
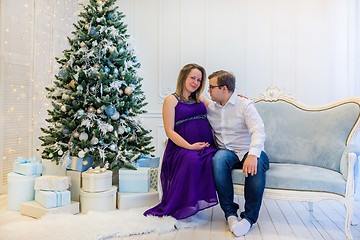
7, 172, 37, 211
117, 188, 159, 210
82, 170, 112, 193
79, 186, 117, 213
135, 155, 160, 168
149, 168, 158, 190
67, 170, 82, 201
20, 200, 79, 219
35, 190, 71, 209
118, 167, 150, 193
66, 156, 94, 172
13, 157, 42, 176
35, 176, 71, 191
42, 159, 66, 176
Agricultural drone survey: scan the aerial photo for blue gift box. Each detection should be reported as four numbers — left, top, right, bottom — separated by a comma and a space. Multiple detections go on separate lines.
136, 155, 160, 168
13, 157, 42, 176
35, 190, 71, 209
118, 167, 150, 193
66, 156, 94, 172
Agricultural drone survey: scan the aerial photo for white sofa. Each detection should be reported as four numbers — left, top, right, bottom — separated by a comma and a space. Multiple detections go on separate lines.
232, 86, 360, 239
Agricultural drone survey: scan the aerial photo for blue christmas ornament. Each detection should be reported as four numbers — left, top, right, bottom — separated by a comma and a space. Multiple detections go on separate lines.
58, 69, 68, 78
99, 139, 104, 145
89, 27, 97, 37
125, 110, 129, 115
105, 105, 116, 116
105, 66, 110, 73
133, 57, 138, 63
126, 127, 131, 133
107, 12, 114, 19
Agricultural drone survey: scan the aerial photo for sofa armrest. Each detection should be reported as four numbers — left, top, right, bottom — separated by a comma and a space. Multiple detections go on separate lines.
340, 144, 360, 182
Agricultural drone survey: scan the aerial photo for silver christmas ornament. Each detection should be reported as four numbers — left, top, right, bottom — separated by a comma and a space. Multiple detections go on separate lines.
109, 143, 117, 151
79, 132, 89, 141
110, 111, 120, 120
91, 137, 99, 145
118, 126, 125, 135
108, 125, 114, 132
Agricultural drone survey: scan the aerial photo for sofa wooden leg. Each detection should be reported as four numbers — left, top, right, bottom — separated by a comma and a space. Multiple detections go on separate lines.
345, 201, 354, 239
308, 202, 313, 212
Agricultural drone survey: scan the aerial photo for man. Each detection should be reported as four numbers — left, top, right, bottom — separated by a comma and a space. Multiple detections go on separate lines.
206, 70, 269, 237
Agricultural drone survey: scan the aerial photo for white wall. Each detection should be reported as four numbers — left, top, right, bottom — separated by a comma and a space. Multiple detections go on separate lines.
0, 0, 359, 193
116, 0, 360, 158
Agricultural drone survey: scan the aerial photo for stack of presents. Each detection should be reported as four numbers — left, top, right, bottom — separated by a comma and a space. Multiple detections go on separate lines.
7, 154, 160, 218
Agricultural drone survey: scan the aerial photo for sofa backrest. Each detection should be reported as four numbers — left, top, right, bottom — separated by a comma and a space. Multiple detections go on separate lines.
253, 87, 360, 172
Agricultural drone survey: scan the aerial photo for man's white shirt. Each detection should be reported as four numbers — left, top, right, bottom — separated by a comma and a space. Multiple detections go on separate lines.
207, 92, 265, 161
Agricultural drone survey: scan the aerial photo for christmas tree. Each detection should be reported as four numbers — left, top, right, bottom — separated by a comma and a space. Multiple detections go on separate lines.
39, 0, 154, 171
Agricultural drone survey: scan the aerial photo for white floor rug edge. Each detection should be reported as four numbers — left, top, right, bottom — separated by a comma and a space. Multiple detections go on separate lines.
0, 207, 209, 240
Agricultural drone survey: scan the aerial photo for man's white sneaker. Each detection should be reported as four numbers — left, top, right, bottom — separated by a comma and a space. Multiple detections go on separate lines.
229, 218, 251, 237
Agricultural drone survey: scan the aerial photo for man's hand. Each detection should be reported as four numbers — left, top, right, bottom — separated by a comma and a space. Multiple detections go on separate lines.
189, 142, 210, 151
242, 155, 258, 177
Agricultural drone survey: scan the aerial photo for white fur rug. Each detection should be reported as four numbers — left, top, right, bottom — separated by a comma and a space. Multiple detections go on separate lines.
0, 207, 209, 240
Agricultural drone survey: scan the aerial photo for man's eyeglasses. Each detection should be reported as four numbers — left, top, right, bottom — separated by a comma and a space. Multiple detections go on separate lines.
208, 85, 224, 90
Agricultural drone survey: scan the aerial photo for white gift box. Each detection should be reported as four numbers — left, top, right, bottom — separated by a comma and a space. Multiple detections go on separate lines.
7, 172, 36, 211
117, 188, 159, 210
20, 200, 79, 219
82, 170, 112, 193
42, 159, 66, 176
35, 190, 71, 209
35, 176, 71, 191
13, 157, 42, 176
67, 170, 82, 201
118, 167, 150, 193
79, 186, 117, 213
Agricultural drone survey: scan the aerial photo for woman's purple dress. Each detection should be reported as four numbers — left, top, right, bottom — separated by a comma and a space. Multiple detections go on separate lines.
144, 93, 218, 220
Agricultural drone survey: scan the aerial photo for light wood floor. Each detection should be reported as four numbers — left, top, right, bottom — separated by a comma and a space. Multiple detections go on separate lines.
1, 194, 360, 240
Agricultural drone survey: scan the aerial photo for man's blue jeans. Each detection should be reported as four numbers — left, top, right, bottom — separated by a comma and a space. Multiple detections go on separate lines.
212, 149, 269, 225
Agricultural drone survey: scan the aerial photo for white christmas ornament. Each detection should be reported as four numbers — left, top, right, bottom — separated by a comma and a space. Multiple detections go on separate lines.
91, 137, 99, 145
108, 125, 114, 132
78, 150, 85, 158
109, 143, 117, 151
118, 126, 125, 135
79, 132, 89, 141
110, 111, 120, 120
58, 150, 63, 156
60, 105, 67, 112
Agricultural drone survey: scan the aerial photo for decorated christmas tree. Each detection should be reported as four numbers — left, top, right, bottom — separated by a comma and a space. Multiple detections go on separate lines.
39, 0, 154, 170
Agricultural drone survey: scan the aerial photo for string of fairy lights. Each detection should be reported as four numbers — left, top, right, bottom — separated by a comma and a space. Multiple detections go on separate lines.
2, 0, 78, 171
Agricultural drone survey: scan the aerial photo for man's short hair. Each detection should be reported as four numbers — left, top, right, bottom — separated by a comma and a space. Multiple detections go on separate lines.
208, 70, 236, 92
